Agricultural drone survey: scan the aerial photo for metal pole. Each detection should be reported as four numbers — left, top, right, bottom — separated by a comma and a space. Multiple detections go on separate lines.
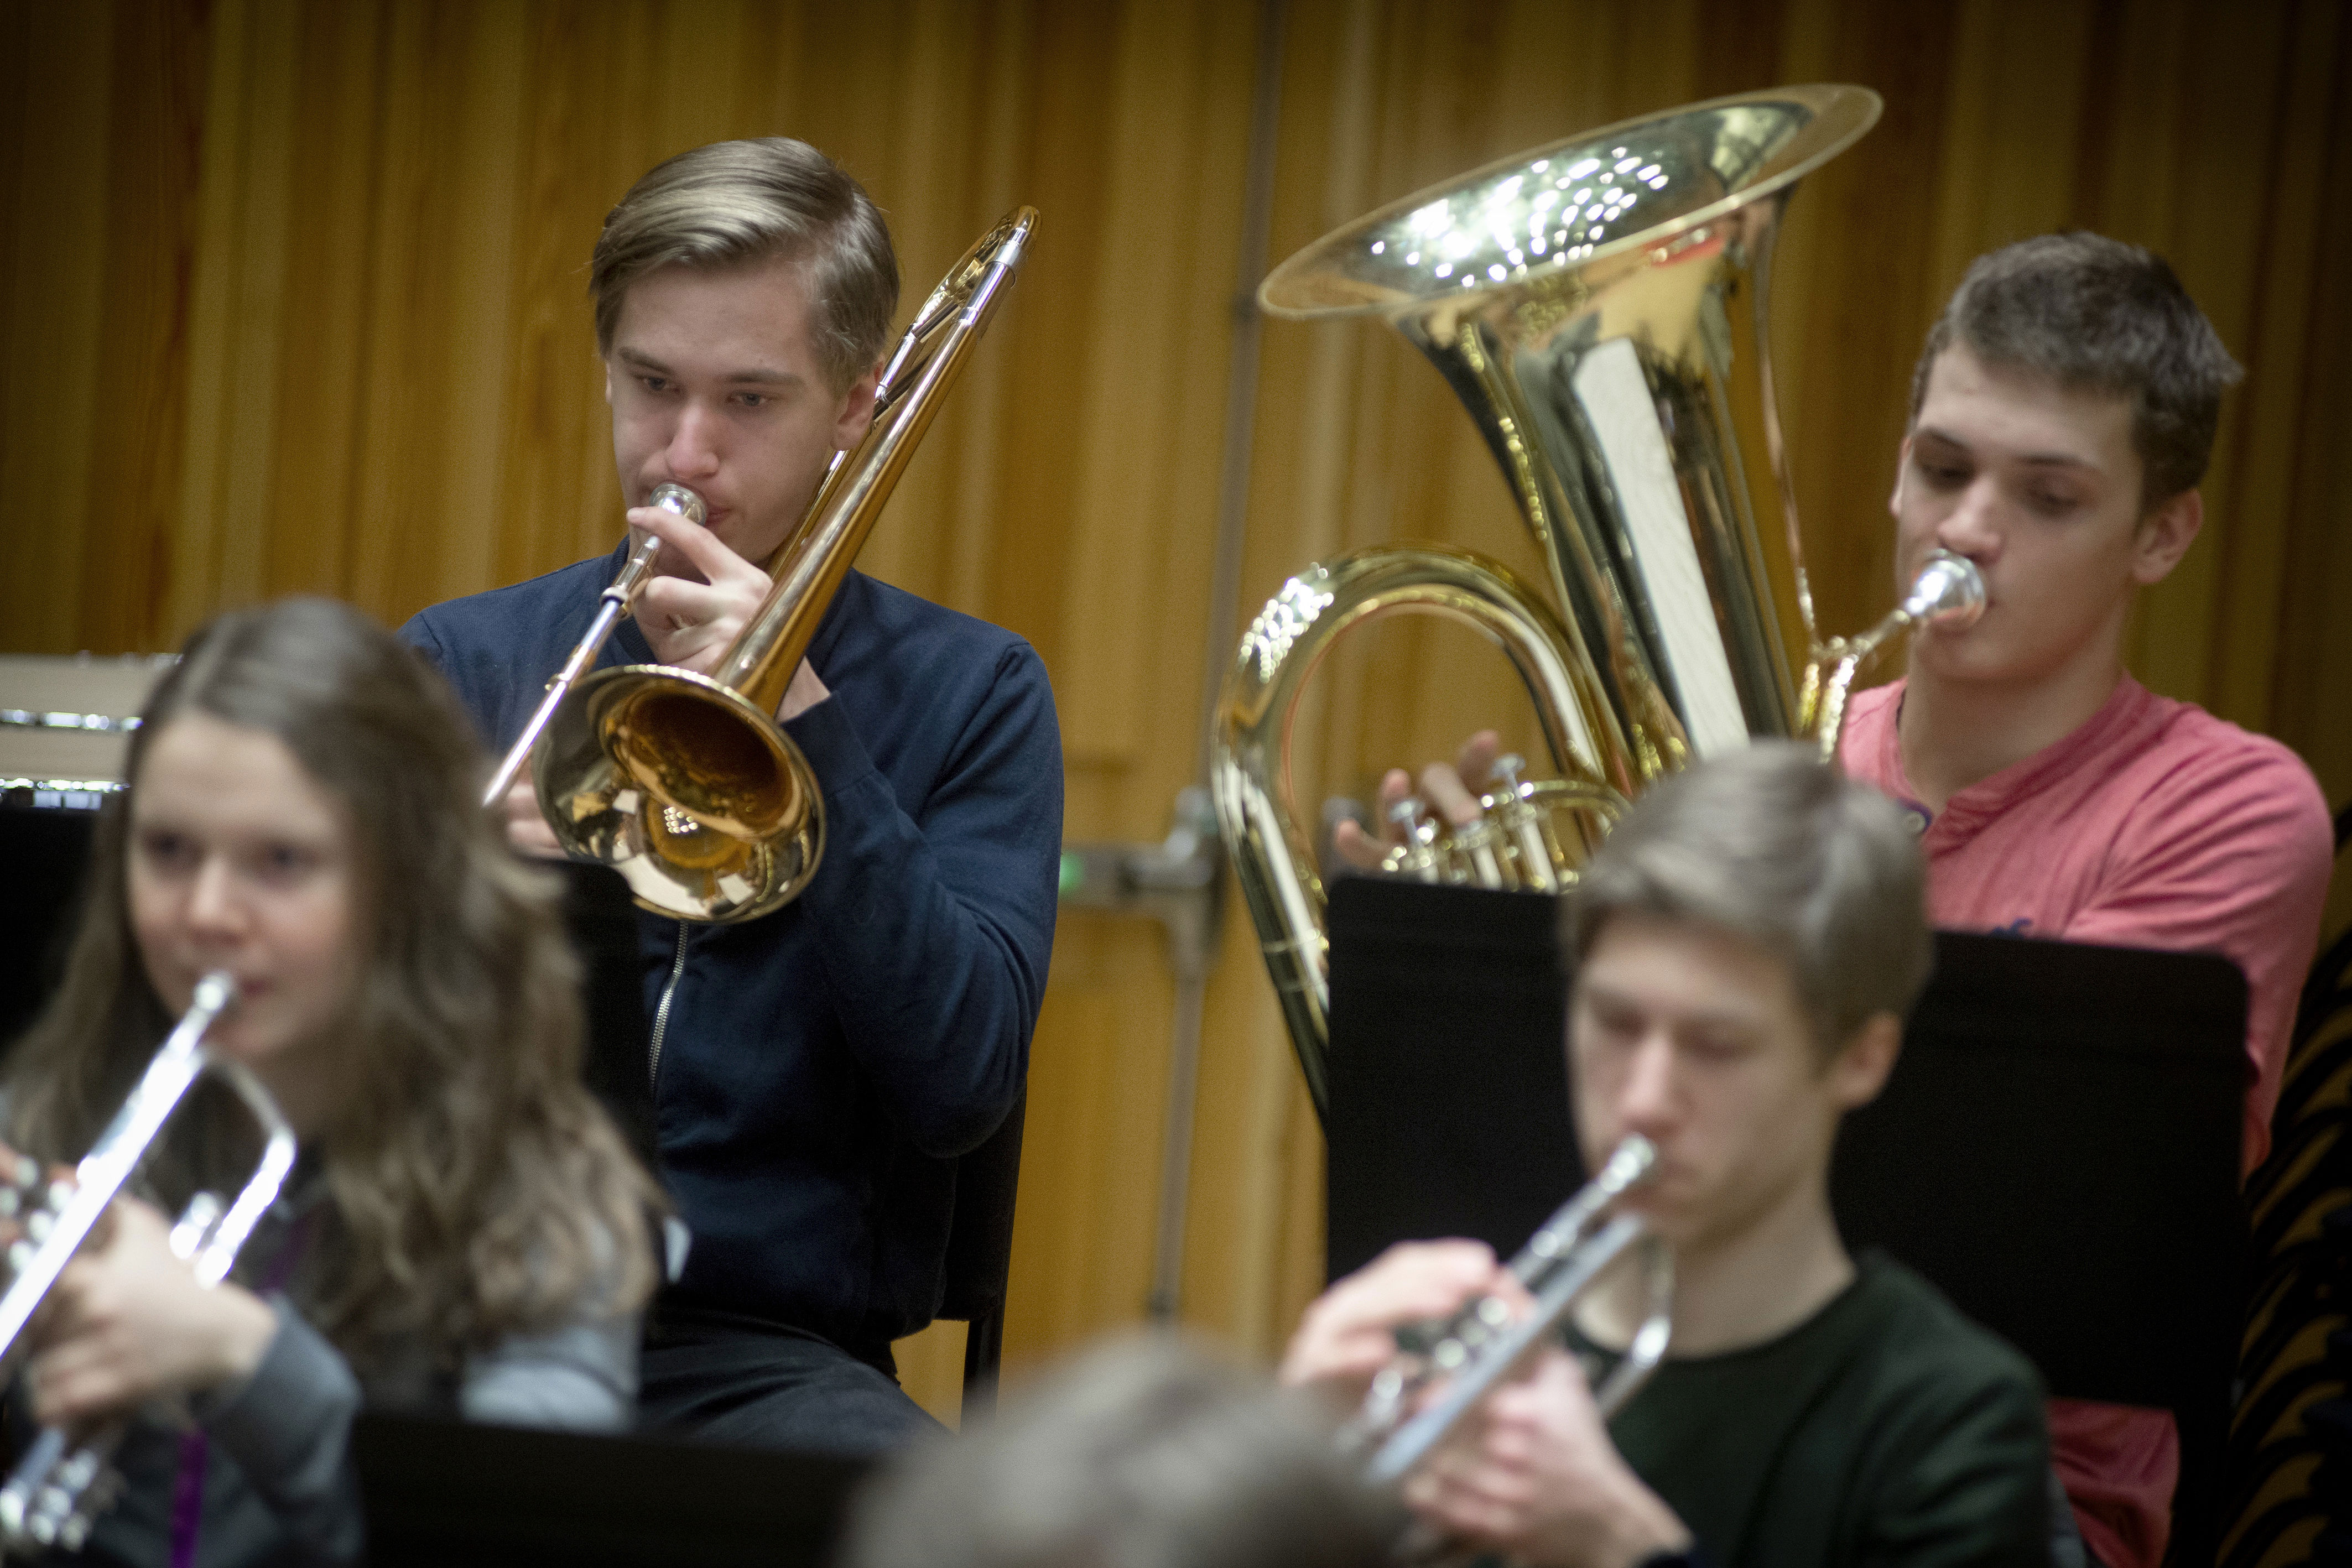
1147, 0, 1288, 1325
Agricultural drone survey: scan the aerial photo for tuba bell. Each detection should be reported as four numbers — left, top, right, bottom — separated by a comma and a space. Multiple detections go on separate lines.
534, 207, 1037, 923
1213, 87, 1982, 1119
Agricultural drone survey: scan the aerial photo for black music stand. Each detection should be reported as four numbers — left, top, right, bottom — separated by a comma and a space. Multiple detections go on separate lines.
1325, 879, 1572, 1278
1323, 874, 2250, 1568
354, 1412, 868, 1566
0, 801, 101, 1055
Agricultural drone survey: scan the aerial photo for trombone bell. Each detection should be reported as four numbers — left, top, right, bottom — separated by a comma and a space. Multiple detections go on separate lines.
537, 663, 822, 923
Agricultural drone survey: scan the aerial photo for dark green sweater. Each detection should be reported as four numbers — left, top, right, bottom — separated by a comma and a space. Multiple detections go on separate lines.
1579, 1253, 2051, 1568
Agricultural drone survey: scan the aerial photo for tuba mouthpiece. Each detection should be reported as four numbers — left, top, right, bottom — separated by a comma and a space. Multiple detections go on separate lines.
1902, 551, 1986, 630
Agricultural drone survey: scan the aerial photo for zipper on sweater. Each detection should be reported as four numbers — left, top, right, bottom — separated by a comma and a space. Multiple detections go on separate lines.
648, 925, 688, 1092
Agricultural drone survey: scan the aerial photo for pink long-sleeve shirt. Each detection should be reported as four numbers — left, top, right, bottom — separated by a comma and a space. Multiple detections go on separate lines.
1840, 673, 2333, 1568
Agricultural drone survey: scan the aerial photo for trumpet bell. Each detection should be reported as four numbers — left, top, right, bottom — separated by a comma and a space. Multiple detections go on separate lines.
538, 663, 823, 923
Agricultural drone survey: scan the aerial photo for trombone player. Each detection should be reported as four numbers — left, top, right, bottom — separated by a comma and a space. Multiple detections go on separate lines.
1283, 746, 2054, 1567
401, 138, 1064, 1452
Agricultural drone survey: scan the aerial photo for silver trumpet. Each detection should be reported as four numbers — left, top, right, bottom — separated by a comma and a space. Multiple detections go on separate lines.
1345, 1135, 1671, 1490
479, 483, 707, 809
0, 971, 299, 1555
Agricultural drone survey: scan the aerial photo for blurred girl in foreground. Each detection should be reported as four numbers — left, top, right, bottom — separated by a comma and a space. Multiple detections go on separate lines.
2, 596, 658, 1566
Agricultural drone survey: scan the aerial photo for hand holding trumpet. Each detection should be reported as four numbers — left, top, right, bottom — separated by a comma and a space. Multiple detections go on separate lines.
1403, 1348, 1689, 1568
0, 1153, 277, 1430
1279, 1239, 1692, 1568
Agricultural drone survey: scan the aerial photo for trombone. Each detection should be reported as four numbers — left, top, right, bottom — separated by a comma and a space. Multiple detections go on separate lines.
532, 206, 1039, 924
0, 972, 299, 1555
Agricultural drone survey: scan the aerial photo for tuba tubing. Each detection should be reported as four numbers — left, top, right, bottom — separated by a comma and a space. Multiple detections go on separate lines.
1212, 545, 1631, 1119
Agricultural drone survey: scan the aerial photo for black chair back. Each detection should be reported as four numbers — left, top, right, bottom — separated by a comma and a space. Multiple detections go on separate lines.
551, 863, 659, 1168
0, 802, 101, 1058
939, 1095, 1026, 1416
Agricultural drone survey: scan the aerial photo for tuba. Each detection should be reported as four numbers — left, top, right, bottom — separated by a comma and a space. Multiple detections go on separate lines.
534, 207, 1038, 923
1213, 87, 1982, 1119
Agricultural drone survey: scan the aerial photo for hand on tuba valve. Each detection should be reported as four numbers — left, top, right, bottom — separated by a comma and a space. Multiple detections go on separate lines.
1334, 738, 1619, 895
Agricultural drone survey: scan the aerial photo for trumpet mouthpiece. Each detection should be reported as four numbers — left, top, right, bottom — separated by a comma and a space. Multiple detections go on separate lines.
1902, 551, 1985, 630
1599, 1134, 1658, 1195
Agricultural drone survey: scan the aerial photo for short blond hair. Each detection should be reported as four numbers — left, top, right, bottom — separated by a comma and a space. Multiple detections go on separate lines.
590, 137, 898, 392
1563, 743, 1932, 1057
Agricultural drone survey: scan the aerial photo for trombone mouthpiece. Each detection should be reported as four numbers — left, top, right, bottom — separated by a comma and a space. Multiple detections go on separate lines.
1901, 551, 1985, 631
648, 485, 707, 527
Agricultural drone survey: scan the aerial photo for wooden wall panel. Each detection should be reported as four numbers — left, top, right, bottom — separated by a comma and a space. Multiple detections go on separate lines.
1, 3, 116, 659
2, 0, 2346, 1421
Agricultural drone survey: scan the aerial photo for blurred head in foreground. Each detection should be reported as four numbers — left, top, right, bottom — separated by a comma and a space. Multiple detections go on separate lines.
844, 1334, 1399, 1568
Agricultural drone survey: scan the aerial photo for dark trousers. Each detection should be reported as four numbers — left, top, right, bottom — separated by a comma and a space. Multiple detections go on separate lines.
637, 1307, 940, 1457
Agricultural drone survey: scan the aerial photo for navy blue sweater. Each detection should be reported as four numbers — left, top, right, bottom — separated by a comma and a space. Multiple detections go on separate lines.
402, 545, 1061, 1356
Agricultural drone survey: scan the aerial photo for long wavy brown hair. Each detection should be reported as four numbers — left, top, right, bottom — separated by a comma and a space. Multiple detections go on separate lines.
4, 597, 658, 1368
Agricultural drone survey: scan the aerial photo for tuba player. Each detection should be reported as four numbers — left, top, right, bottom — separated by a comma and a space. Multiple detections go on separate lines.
1341, 233, 2332, 1568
